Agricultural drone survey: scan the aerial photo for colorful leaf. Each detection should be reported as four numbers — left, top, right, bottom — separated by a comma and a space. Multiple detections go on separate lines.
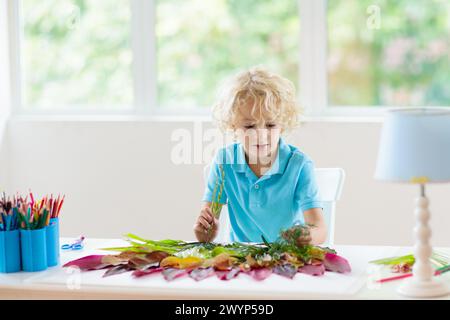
309, 247, 326, 260
132, 267, 163, 278
216, 268, 240, 280
273, 264, 298, 279
63, 255, 109, 271
247, 268, 272, 281
391, 262, 412, 273
160, 256, 203, 269
369, 254, 415, 266
103, 265, 131, 278
189, 267, 215, 281
298, 264, 325, 276
102, 254, 130, 266
162, 268, 189, 281
128, 251, 169, 270
212, 253, 236, 271
324, 253, 351, 273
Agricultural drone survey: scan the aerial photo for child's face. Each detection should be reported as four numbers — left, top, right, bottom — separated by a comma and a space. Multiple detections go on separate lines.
233, 99, 282, 165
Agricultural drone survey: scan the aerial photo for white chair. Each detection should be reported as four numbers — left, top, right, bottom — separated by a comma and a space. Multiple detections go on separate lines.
314, 168, 345, 246
203, 165, 345, 245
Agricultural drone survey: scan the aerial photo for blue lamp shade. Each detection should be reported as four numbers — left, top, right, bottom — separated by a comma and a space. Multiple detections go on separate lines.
375, 108, 450, 183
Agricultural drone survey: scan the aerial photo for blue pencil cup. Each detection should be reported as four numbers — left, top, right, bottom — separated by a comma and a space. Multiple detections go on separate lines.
46, 218, 60, 267
20, 228, 48, 272
0, 230, 21, 273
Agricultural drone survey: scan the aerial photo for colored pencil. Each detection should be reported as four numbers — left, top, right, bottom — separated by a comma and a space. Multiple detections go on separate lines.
376, 264, 450, 283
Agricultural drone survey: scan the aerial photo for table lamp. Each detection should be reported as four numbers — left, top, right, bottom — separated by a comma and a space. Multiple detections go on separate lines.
375, 108, 450, 298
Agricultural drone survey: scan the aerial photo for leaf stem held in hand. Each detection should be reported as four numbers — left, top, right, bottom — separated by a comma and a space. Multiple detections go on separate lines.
207, 164, 225, 241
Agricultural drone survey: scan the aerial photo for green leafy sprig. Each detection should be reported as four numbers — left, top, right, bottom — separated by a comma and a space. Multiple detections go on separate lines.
207, 164, 225, 241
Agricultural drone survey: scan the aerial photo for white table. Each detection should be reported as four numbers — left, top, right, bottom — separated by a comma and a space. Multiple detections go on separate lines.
1, 238, 449, 300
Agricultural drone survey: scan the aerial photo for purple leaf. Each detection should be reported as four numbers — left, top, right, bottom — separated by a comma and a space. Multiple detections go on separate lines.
216, 268, 240, 280
162, 268, 189, 281
247, 268, 272, 281
189, 267, 215, 281
273, 264, 298, 279
324, 253, 351, 273
298, 264, 325, 276
132, 267, 163, 278
63, 255, 109, 271
103, 265, 131, 278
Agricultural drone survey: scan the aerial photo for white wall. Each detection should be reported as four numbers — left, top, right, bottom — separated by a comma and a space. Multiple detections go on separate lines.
0, 0, 11, 189
4, 118, 450, 247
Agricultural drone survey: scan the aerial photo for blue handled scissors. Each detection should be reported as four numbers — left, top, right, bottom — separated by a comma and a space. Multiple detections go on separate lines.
61, 236, 85, 251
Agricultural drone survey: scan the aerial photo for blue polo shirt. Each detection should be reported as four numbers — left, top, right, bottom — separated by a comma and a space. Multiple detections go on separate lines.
202, 137, 322, 243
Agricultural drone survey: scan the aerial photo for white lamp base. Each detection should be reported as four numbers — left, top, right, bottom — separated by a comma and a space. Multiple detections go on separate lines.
397, 194, 449, 298
398, 278, 448, 298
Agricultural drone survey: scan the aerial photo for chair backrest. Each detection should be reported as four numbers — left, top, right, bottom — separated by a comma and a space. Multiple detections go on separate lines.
203, 165, 345, 245
314, 168, 345, 246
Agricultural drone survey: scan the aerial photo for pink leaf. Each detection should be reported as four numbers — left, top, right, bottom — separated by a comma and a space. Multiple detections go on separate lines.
247, 268, 272, 281
216, 268, 240, 280
132, 267, 163, 278
189, 267, 215, 281
298, 264, 325, 276
324, 253, 351, 273
162, 268, 189, 281
63, 255, 109, 271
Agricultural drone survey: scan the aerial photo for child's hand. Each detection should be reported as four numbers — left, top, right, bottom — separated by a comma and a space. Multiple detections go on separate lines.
294, 227, 312, 246
193, 206, 219, 242
281, 224, 313, 246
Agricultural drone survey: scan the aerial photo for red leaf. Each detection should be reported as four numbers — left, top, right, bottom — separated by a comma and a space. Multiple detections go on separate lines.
298, 264, 325, 276
132, 267, 164, 278
63, 255, 109, 271
324, 253, 351, 273
216, 268, 240, 280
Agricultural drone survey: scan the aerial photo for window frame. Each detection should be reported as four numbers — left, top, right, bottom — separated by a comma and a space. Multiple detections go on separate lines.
9, 0, 447, 118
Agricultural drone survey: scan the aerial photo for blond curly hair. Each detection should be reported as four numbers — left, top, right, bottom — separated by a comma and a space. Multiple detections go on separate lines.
212, 66, 301, 134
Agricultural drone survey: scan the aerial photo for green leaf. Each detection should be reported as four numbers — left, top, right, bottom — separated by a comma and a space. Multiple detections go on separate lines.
369, 254, 415, 265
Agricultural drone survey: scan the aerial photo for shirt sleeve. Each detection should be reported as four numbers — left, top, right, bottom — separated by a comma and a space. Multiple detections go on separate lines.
202, 150, 228, 204
293, 160, 322, 215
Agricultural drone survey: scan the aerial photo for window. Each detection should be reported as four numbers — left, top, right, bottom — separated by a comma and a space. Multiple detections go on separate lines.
10, 0, 450, 116
20, 0, 133, 111
328, 0, 450, 107
156, 0, 299, 109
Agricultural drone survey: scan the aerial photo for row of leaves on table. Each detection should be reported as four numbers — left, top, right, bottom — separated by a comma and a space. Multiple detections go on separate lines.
63, 227, 351, 281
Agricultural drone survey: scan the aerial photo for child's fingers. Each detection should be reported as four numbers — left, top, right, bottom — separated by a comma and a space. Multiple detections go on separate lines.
204, 206, 212, 214
201, 208, 214, 223
211, 217, 219, 230
194, 220, 208, 233
198, 216, 211, 229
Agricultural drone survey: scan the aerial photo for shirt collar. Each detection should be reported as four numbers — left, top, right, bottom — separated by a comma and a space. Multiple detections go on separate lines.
233, 137, 291, 177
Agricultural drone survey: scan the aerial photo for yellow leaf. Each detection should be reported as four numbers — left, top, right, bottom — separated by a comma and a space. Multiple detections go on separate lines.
160, 256, 203, 269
